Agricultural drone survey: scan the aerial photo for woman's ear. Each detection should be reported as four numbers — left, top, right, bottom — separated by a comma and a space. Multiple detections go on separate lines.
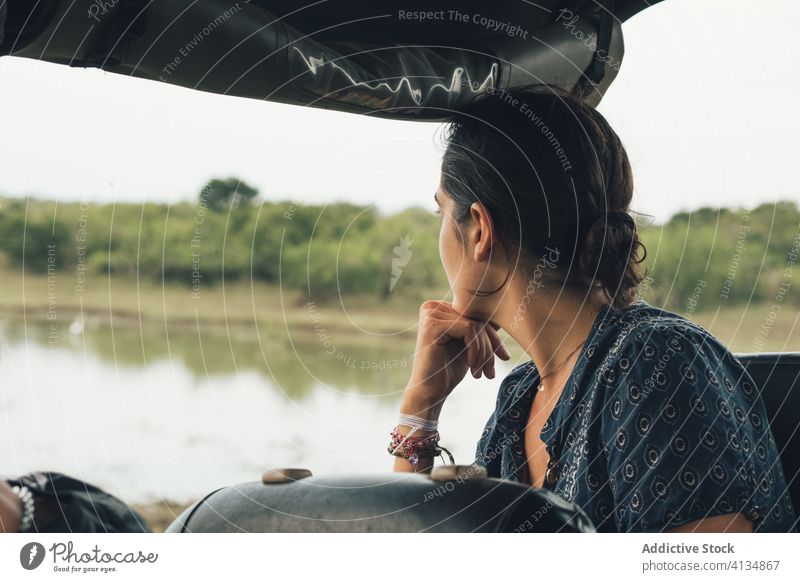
469, 202, 496, 262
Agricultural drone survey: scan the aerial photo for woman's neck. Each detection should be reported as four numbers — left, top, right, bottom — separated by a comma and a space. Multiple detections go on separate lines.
495, 284, 608, 382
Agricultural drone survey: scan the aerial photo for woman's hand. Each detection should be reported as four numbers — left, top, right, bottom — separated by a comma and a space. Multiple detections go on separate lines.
394, 300, 510, 474
406, 300, 511, 404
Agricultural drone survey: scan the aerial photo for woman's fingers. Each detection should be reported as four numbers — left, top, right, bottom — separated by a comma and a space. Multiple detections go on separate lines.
422, 302, 510, 379
485, 325, 511, 360
461, 321, 477, 377
425, 300, 460, 317
427, 309, 467, 344
480, 330, 495, 379
465, 322, 476, 368
469, 323, 482, 378
430, 314, 476, 368
473, 324, 490, 379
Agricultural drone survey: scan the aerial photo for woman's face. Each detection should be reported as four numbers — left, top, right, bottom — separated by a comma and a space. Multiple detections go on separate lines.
435, 184, 503, 320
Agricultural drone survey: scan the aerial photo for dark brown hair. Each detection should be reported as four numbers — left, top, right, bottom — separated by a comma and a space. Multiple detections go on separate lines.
439, 84, 647, 309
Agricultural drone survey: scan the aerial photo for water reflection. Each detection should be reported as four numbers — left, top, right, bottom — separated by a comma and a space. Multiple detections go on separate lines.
0, 317, 507, 505
3, 316, 419, 398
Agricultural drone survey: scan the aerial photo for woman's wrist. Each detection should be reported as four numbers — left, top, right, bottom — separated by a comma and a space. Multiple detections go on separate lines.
400, 385, 445, 421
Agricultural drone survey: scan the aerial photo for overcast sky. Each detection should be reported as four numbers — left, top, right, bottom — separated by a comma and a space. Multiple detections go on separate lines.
0, 0, 797, 223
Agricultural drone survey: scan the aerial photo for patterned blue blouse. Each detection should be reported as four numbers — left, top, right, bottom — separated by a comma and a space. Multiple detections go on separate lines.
474, 299, 797, 532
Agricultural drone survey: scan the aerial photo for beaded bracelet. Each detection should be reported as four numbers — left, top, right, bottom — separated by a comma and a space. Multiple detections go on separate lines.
11, 485, 35, 532
388, 426, 454, 466
388, 427, 439, 465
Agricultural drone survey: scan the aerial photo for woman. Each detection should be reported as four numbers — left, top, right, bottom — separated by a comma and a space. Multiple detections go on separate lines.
390, 86, 796, 533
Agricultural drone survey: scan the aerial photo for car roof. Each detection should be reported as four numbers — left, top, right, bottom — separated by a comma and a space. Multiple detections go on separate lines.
0, 1, 662, 120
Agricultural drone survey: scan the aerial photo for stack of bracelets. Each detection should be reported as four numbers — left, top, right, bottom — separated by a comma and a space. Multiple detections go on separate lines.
388, 413, 454, 466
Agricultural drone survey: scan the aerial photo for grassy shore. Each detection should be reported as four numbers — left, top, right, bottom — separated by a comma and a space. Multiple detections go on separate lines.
0, 266, 423, 335
1, 266, 798, 353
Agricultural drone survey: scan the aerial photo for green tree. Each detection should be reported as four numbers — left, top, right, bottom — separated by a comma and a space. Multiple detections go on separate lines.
199, 177, 259, 212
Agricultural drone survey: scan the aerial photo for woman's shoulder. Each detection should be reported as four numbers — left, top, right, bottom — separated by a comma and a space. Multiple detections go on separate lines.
600, 299, 734, 367
497, 299, 731, 397
605, 298, 708, 338
597, 299, 760, 411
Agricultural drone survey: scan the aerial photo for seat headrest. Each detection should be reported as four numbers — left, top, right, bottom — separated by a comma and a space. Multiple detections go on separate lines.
736, 352, 800, 528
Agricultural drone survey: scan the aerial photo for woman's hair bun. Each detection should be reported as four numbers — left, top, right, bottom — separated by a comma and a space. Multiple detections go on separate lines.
578, 211, 648, 309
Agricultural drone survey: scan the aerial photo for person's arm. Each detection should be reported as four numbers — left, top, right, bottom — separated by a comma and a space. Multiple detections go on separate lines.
667, 513, 753, 533
392, 301, 509, 473
603, 325, 778, 533
0, 481, 22, 533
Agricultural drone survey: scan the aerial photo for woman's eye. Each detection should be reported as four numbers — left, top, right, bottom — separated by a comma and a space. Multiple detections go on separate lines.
434, 208, 442, 217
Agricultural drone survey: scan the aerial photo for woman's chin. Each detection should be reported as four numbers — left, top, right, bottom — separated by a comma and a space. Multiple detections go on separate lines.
452, 297, 490, 321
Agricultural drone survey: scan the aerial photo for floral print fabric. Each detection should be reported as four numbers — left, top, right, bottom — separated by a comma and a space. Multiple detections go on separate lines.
474, 299, 797, 532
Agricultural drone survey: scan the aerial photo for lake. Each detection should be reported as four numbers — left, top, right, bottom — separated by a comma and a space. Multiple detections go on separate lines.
0, 316, 506, 505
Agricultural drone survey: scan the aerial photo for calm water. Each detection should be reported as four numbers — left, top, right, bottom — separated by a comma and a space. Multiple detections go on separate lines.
0, 317, 509, 504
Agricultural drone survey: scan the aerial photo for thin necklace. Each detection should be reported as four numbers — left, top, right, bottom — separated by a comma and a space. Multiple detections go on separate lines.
536, 339, 587, 390
534, 304, 604, 390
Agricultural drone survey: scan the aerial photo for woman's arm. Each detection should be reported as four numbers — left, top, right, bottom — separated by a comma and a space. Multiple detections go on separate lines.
601, 324, 788, 532
393, 301, 508, 473
667, 513, 753, 533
